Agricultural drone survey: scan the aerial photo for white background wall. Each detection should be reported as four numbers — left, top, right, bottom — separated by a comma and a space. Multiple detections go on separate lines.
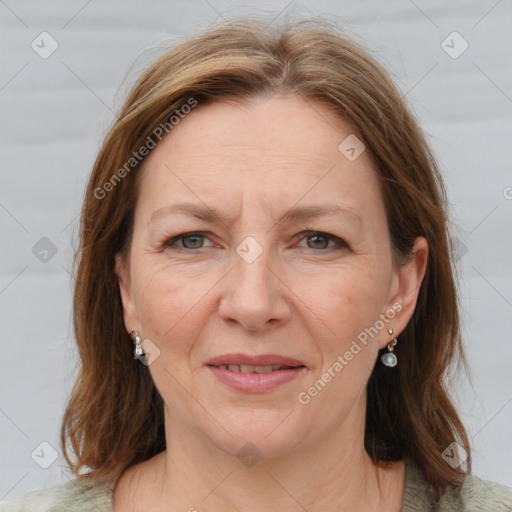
1, 0, 511, 503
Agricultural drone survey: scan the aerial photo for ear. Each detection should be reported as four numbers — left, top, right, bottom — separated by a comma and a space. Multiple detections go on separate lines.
114, 253, 140, 334
379, 236, 428, 349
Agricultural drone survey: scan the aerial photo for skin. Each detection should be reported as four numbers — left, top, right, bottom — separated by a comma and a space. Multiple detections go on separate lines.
114, 94, 428, 511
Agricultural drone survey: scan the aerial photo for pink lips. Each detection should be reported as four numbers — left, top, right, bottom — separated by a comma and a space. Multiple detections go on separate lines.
206, 353, 305, 368
205, 353, 306, 393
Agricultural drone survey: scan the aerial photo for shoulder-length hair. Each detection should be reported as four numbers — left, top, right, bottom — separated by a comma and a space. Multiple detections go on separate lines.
61, 18, 470, 498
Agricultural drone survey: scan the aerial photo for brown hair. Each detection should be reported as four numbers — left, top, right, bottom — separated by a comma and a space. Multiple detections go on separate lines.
61, 18, 471, 498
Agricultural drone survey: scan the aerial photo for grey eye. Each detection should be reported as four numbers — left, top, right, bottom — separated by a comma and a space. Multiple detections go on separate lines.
180, 234, 205, 249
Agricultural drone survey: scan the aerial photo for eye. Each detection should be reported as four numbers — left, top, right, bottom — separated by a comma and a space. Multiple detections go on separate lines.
297, 231, 349, 251
160, 230, 349, 253
161, 232, 212, 251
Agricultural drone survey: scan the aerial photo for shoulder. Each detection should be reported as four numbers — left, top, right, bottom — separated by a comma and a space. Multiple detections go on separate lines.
0, 478, 114, 512
403, 459, 512, 511
442, 473, 512, 512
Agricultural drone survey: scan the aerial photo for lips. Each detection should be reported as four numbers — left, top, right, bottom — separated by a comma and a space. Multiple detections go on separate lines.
205, 353, 305, 368
205, 353, 306, 393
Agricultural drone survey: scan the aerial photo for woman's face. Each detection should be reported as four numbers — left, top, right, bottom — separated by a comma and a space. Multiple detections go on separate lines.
116, 94, 426, 460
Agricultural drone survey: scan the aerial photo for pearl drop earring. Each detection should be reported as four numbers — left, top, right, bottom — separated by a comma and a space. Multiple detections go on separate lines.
381, 328, 398, 367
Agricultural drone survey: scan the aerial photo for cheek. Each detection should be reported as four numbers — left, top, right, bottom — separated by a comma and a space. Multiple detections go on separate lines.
301, 271, 384, 417
313, 262, 389, 337
132, 259, 210, 352
302, 260, 390, 400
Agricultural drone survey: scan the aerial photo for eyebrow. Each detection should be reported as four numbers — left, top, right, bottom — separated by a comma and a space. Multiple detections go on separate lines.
148, 202, 362, 227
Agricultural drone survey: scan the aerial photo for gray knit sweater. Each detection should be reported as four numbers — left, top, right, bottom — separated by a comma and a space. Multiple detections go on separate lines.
1, 459, 511, 511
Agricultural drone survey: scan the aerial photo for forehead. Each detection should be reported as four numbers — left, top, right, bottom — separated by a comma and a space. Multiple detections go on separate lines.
136, 94, 382, 220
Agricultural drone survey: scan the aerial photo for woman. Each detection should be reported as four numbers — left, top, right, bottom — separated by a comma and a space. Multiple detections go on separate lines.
3, 18, 511, 511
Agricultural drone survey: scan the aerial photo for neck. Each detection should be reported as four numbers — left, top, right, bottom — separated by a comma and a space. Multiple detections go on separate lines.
137, 406, 405, 512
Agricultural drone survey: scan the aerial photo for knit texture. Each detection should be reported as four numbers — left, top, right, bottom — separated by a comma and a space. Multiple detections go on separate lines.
2, 459, 511, 511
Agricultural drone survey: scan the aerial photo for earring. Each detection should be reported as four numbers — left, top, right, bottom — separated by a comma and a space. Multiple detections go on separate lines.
130, 329, 145, 360
381, 328, 398, 367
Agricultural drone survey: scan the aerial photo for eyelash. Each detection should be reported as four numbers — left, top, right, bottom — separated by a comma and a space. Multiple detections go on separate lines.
160, 231, 349, 253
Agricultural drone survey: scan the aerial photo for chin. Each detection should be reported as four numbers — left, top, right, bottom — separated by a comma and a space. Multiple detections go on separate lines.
203, 405, 309, 461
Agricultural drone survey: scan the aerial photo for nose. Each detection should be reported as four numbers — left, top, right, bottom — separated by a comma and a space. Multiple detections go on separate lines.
218, 244, 291, 332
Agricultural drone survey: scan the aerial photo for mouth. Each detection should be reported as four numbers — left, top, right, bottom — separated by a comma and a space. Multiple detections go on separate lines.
205, 354, 306, 393
208, 363, 302, 373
